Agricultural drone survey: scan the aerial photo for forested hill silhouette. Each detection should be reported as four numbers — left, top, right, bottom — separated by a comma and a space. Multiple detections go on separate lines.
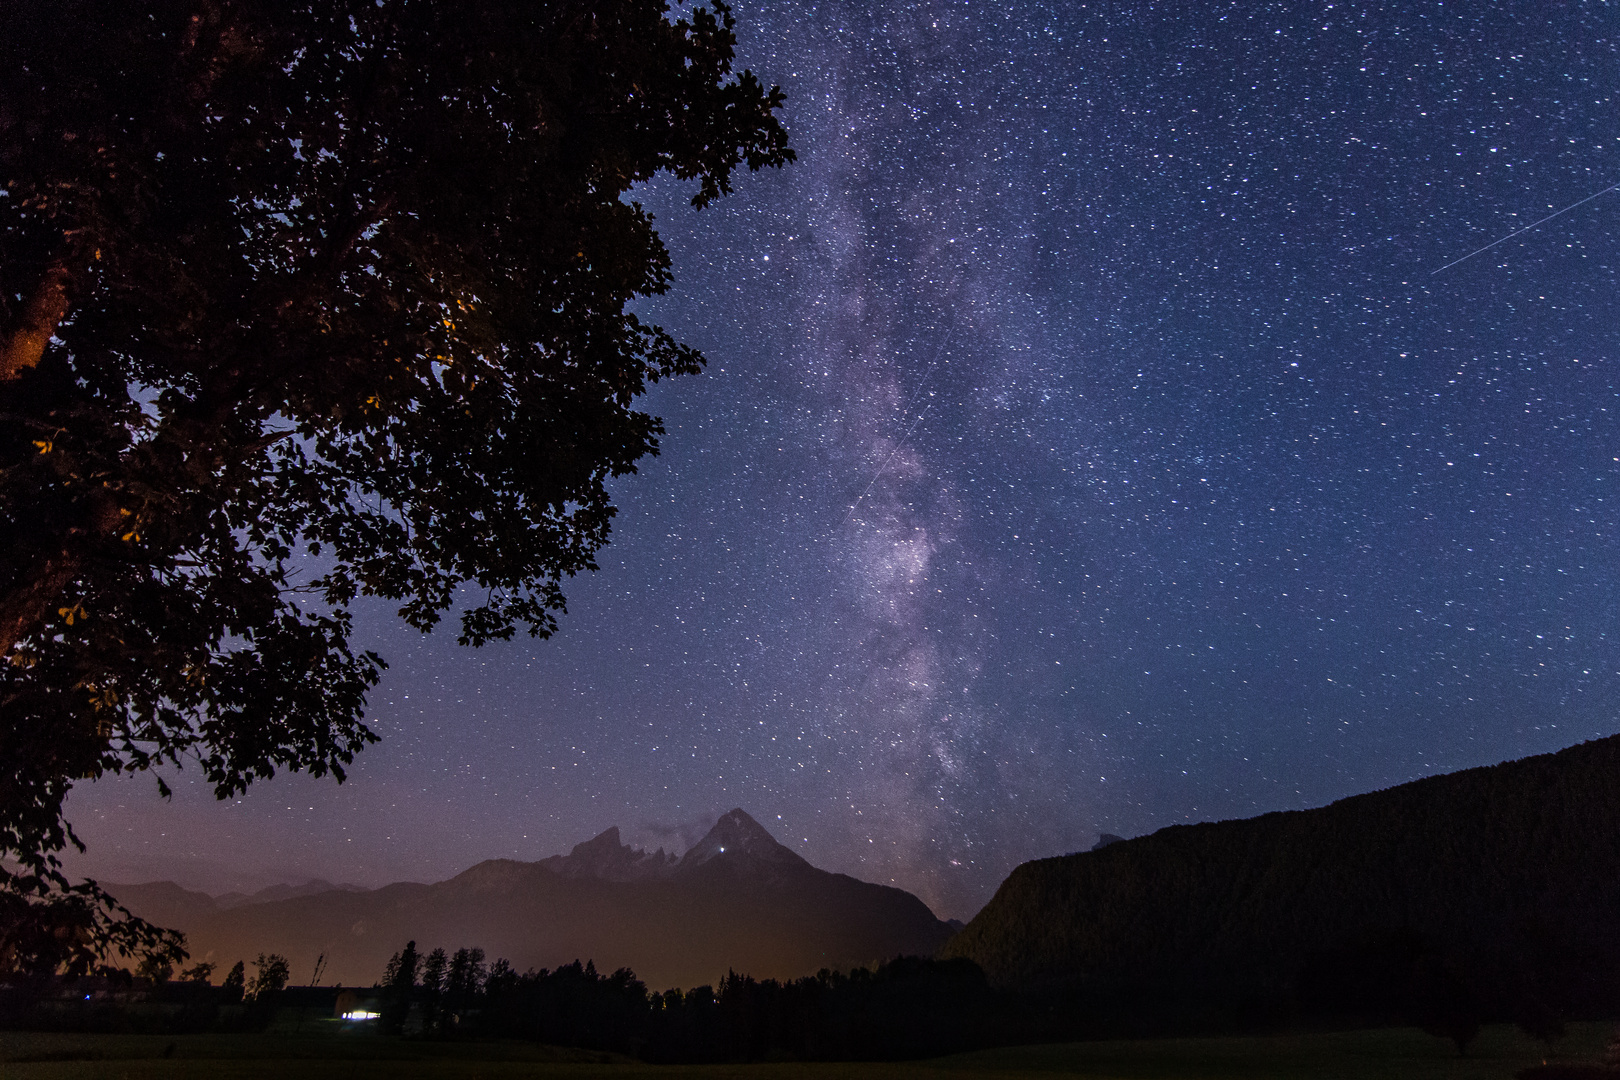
940, 735, 1620, 1020
108, 809, 953, 989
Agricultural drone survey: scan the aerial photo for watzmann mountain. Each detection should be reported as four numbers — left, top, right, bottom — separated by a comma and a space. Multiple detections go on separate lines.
108, 810, 954, 989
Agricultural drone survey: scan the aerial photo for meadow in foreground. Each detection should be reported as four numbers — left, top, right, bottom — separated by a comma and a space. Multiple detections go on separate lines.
0, 1020, 1606, 1079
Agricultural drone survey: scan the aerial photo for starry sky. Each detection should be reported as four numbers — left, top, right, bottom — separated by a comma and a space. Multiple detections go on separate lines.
65, 0, 1620, 922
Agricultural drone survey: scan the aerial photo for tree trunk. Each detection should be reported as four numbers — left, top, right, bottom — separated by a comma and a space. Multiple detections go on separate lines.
1, 258, 91, 655
0, 555, 80, 659
0, 262, 73, 383
0, 495, 123, 659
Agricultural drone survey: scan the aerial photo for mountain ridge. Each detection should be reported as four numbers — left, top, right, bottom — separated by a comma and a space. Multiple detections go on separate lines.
107, 808, 953, 989
940, 734, 1620, 1017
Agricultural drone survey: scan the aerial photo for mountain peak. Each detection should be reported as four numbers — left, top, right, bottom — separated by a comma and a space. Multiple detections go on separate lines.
572, 826, 624, 858
679, 808, 806, 870
113, 807, 957, 990
539, 826, 677, 882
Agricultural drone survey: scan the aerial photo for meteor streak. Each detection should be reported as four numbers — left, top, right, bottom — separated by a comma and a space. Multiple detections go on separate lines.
839, 329, 953, 527
1431, 180, 1620, 275
842, 398, 935, 525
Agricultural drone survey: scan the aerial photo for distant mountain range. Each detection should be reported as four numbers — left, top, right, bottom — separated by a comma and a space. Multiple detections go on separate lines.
216, 879, 369, 909
941, 735, 1620, 1019
108, 809, 955, 990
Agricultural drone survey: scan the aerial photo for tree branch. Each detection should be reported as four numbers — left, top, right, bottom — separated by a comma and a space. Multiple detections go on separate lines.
0, 552, 81, 660
0, 427, 297, 659
0, 493, 122, 659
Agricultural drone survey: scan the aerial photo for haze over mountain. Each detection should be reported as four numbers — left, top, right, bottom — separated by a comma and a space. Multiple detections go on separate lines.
109, 809, 955, 989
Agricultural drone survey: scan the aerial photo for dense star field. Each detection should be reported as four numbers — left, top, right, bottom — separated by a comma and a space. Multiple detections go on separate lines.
65, 0, 1620, 921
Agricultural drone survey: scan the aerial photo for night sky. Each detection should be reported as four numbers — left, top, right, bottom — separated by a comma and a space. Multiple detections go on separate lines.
65, 0, 1620, 921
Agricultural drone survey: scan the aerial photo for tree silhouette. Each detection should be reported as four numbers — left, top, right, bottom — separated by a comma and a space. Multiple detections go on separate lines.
381, 940, 420, 1033
179, 961, 215, 984
444, 947, 487, 1029
221, 959, 245, 1003
419, 947, 449, 1032
1410, 955, 1481, 1056
248, 953, 290, 1000
0, 0, 791, 970
136, 951, 173, 985
1516, 999, 1566, 1051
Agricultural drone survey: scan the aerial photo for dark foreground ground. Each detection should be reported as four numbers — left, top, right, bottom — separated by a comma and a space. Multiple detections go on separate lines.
0, 1021, 1607, 1079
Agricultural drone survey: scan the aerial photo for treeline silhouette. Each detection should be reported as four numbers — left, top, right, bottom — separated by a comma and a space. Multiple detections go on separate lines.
0, 936, 1594, 1060
0, 952, 299, 1035
365, 937, 1591, 1060
374, 940, 1002, 1061
0, 946, 1010, 1058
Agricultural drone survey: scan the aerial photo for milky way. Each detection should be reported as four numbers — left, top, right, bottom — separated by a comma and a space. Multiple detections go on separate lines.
67, 1, 1620, 920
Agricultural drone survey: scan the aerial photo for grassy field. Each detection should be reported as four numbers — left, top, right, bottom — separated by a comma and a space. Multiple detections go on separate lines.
0, 1021, 1607, 1079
